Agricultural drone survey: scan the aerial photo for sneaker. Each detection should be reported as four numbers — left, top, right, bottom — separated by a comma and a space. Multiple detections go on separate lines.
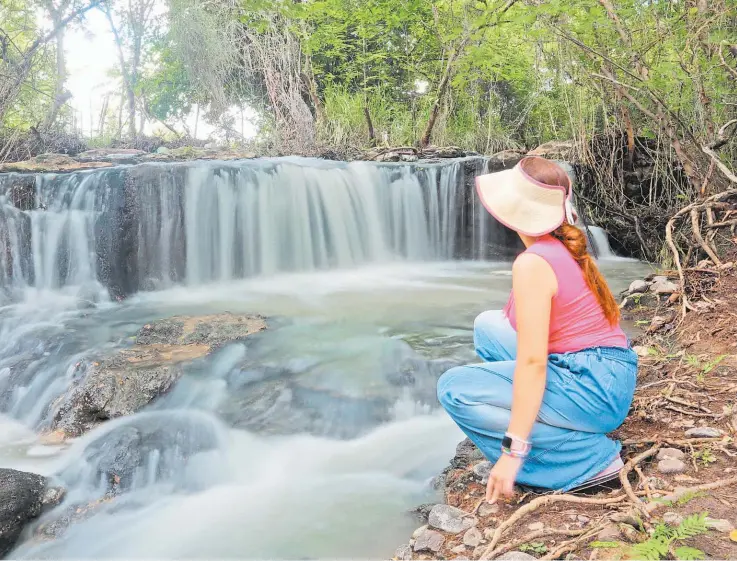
568, 456, 625, 494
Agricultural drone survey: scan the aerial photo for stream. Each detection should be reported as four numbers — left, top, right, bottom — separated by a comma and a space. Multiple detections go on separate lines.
0, 157, 651, 558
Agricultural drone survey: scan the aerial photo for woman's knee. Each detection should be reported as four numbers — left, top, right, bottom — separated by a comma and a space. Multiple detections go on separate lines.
437, 366, 470, 410
474, 310, 505, 334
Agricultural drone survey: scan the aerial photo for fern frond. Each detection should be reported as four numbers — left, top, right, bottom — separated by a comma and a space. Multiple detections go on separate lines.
674, 546, 706, 560
674, 513, 708, 540
629, 537, 670, 560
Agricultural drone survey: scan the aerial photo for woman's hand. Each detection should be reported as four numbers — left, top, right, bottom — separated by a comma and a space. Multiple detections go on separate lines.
486, 454, 523, 503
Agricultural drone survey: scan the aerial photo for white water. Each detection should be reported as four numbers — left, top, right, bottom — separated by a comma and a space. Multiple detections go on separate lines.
0, 157, 650, 559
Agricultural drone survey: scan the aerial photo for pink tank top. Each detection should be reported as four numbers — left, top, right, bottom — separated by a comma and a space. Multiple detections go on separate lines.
503, 236, 628, 354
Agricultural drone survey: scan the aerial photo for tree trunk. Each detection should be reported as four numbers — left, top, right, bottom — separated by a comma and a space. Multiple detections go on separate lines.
43, 18, 69, 130
420, 49, 460, 148
364, 105, 376, 146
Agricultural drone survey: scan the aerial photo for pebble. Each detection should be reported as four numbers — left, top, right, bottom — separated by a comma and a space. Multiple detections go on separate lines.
657, 448, 686, 461
633, 345, 650, 358
497, 553, 537, 561
610, 512, 642, 528
620, 524, 641, 543
628, 279, 650, 294
705, 518, 735, 533
478, 502, 500, 517
413, 529, 445, 553
473, 461, 493, 484
577, 515, 591, 527
685, 427, 722, 438
451, 544, 468, 554
527, 522, 545, 532
483, 528, 496, 540
395, 544, 413, 560
428, 504, 477, 534
463, 527, 483, 547
657, 458, 687, 474
639, 476, 668, 491
663, 512, 684, 526
597, 523, 623, 541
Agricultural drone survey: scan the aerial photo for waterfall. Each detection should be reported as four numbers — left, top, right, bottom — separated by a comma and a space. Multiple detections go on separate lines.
1, 157, 500, 298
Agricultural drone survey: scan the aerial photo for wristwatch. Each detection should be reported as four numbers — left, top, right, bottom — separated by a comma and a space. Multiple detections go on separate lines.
501, 433, 532, 458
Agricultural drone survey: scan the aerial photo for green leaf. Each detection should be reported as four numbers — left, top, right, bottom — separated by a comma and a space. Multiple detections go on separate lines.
590, 541, 621, 549
674, 546, 706, 561
673, 513, 709, 540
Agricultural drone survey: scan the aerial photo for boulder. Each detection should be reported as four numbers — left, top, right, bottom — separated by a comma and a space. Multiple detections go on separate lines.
650, 277, 679, 294
527, 140, 577, 161
413, 528, 445, 553
52, 313, 267, 436
0, 469, 65, 556
487, 150, 525, 172
628, 279, 650, 294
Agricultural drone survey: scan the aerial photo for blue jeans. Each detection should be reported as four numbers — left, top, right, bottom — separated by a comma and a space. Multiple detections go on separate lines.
437, 310, 637, 492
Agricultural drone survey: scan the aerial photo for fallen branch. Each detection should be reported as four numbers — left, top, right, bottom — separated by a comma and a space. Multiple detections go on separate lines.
644, 475, 737, 515
691, 209, 722, 266
478, 494, 628, 559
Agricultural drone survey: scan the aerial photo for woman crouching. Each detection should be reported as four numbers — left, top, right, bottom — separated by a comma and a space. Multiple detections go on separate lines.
437, 156, 637, 502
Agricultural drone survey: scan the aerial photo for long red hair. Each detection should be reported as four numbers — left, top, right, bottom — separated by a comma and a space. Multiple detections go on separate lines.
521, 157, 621, 326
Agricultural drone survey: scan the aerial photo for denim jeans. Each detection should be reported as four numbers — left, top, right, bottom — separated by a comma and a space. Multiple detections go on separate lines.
437, 310, 637, 492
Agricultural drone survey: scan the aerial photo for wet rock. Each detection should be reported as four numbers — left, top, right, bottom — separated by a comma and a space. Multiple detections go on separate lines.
58, 412, 222, 495
0, 469, 64, 556
705, 518, 734, 533
463, 527, 483, 547
685, 427, 722, 438
395, 543, 413, 560
478, 502, 500, 517
658, 458, 687, 474
663, 512, 684, 526
472, 461, 492, 484
498, 552, 537, 561
156, 146, 171, 155
528, 522, 545, 532
52, 313, 266, 436
428, 504, 477, 534
657, 448, 686, 461
413, 529, 445, 553
628, 279, 650, 294
77, 148, 147, 163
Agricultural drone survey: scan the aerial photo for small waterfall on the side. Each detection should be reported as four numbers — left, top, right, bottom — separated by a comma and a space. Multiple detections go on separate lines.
585, 225, 616, 259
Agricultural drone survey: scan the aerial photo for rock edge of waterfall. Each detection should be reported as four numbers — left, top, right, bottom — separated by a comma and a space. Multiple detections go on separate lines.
0, 468, 65, 557
46, 312, 267, 440
397, 265, 737, 561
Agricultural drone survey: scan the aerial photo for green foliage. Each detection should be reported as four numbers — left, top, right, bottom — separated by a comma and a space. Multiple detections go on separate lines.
589, 541, 621, 549
693, 448, 717, 467
674, 546, 706, 560
519, 542, 548, 554
628, 514, 709, 561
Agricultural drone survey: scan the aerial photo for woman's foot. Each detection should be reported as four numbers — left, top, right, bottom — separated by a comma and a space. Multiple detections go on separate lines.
569, 455, 624, 493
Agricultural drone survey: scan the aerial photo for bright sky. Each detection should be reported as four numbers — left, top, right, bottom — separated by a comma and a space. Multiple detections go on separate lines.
57, 6, 257, 141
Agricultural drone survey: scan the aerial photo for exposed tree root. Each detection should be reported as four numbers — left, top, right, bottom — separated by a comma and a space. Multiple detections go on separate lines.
481, 527, 595, 560
619, 444, 661, 518
540, 524, 607, 560
478, 494, 628, 559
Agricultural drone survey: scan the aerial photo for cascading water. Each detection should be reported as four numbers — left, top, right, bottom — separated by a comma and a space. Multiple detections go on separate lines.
1, 157, 510, 298
0, 156, 649, 559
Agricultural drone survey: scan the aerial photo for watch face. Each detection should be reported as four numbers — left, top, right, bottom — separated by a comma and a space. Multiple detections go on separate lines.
501, 436, 513, 448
